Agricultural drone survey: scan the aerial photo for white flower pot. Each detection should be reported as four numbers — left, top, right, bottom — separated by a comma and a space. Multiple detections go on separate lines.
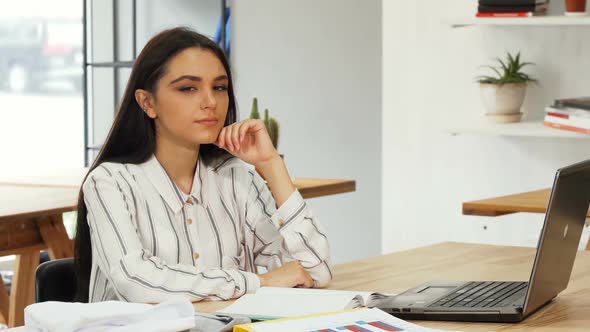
479, 83, 527, 123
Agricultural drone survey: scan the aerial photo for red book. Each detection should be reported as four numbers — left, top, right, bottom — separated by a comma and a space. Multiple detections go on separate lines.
544, 106, 590, 119
544, 121, 590, 135
544, 113, 590, 135
476, 12, 536, 17
546, 112, 569, 119
545, 113, 590, 129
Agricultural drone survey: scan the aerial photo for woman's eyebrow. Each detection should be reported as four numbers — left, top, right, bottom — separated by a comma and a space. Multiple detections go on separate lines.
169, 75, 228, 85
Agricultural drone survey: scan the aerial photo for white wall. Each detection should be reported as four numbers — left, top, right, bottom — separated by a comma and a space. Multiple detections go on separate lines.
231, 0, 383, 263
382, 0, 590, 254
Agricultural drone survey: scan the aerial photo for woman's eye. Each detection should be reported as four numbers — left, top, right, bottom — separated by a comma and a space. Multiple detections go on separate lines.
179, 86, 196, 92
214, 85, 228, 91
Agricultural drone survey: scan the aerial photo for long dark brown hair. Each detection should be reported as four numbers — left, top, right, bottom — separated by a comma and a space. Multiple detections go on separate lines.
74, 27, 237, 302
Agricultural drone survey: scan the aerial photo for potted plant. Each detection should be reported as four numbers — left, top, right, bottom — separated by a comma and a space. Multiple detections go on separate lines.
249, 97, 280, 153
476, 52, 537, 123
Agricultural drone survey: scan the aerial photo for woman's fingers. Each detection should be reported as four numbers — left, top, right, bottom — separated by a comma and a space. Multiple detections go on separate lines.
304, 270, 315, 288
256, 261, 316, 289
217, 119, 264, 152
238, 120, 251, 143
216, 127, 226, 148
295, 263, 315, 288
231, 122, 242, 150
225, 124, 235, 151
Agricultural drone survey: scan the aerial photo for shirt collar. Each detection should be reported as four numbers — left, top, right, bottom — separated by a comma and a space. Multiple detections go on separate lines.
138, 155, 209, 214
191, 157, 207, 205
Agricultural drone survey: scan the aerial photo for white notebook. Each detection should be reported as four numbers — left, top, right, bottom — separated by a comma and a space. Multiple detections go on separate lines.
216, 287, 395, 320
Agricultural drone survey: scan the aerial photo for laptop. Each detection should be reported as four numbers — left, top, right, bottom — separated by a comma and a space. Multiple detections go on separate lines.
378, 159, 590, 323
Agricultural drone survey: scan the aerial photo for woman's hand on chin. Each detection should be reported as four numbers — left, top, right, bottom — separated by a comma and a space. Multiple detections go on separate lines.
213, 119, 279, 168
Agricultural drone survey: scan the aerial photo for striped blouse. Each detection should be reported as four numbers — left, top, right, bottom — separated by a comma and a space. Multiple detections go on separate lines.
82, 154, 333, 303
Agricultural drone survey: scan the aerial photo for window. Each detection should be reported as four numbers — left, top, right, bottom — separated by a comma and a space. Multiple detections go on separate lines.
0, 0, 84, 176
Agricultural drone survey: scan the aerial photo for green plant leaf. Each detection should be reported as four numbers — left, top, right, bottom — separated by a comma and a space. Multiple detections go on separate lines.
475, 51, 536, 85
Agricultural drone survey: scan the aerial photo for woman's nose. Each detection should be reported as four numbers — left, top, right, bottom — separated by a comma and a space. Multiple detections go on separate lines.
201, 88, 217, 109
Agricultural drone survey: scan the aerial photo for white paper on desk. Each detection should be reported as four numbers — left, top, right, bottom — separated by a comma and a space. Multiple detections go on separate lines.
248, 307, 460, 332
217, 287, 395, 320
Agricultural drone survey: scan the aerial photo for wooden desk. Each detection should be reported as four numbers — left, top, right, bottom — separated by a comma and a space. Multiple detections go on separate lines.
463, 188, 590, 250
463, 188, 554, 217
196, 242, 590, 331
7, 242, 590, 331
0, 171, 355, 327
0, 185, 76, 327
293, 178, 356, 199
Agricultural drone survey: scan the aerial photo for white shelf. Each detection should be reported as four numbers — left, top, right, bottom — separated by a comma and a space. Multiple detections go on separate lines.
446, 16, 590, 28
446, 120, 590, 139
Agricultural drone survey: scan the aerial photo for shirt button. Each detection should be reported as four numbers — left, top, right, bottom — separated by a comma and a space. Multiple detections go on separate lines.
193, 252, 200, 259
278, 219, 285, 227
186, 197, 193, 204
186, 218, 193, 225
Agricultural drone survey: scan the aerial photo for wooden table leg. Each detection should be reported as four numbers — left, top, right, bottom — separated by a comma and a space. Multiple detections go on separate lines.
37, 214, 73, 260
0, 276, 8, 326
8, 250, 40, 327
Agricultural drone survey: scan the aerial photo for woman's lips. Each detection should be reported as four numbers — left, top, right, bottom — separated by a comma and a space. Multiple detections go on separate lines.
195, 119, 218, 127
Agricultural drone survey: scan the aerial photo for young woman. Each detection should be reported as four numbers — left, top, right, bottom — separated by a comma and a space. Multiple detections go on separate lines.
74, 27, 332, 303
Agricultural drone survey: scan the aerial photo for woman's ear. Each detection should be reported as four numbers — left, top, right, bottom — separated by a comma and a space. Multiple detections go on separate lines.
135, 89, 157, 119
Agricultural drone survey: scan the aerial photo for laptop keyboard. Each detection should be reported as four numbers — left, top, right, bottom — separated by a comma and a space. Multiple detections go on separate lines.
428, 281, 528, 308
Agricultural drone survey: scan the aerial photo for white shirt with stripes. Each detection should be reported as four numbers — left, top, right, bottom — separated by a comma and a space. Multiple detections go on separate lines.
82, 154, 333, 303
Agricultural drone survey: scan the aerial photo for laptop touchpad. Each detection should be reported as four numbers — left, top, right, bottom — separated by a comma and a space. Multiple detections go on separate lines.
417, 286, 455, 297
379, 282, 465, 309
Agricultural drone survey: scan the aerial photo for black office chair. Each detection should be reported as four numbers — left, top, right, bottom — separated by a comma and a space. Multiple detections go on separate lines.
35, 258, 76, 303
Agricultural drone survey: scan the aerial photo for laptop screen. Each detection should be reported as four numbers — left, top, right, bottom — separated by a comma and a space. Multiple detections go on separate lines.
522, 160, 590, 316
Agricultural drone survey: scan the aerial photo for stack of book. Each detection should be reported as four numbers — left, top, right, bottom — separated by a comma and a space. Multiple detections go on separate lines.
477, 0, 549, 17
544, 97, 590, 135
